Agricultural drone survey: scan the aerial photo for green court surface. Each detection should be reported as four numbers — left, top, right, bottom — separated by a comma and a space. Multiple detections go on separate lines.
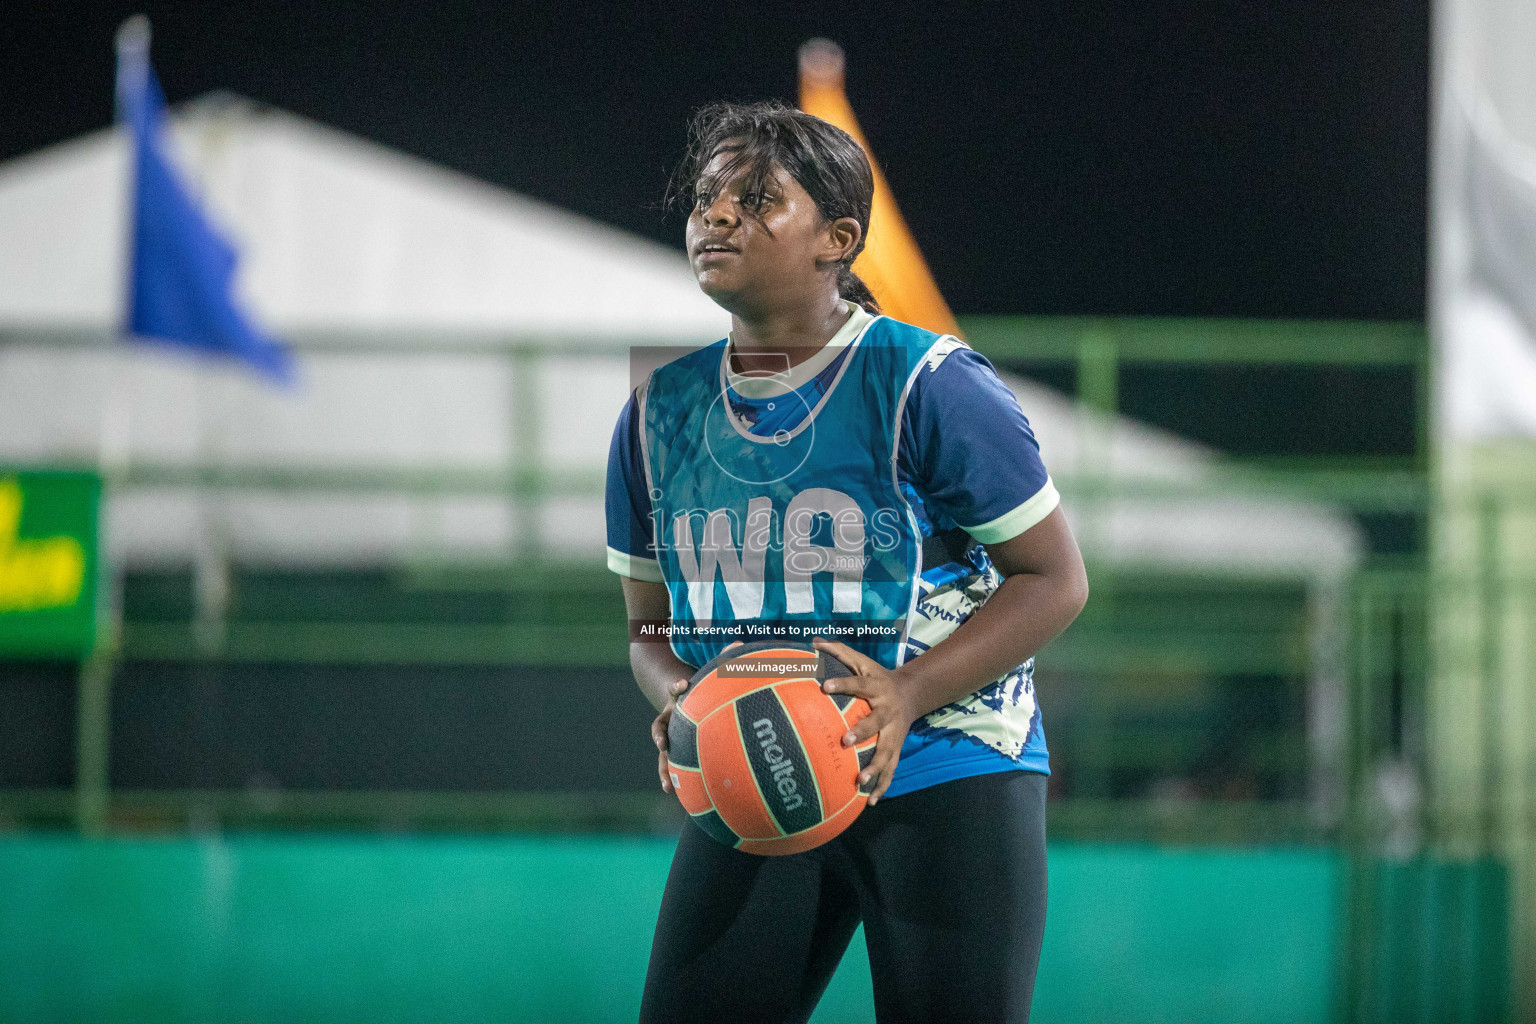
0, 834, 1343, 1023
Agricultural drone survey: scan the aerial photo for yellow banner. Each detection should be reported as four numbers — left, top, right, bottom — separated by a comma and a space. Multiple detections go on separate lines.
0, 471, 100, 657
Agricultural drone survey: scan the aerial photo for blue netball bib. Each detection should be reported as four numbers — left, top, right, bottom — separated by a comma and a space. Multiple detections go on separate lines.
639, 316, 945, 671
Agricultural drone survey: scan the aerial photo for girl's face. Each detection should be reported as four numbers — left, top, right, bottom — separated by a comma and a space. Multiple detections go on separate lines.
686, 146, 859, 317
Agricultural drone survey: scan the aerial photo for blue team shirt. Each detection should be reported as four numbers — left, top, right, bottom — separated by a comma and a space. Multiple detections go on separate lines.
606, 318, 1055, 798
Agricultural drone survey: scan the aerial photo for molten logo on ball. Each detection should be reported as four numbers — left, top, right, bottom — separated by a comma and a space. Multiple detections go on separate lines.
753, 717, 805, 811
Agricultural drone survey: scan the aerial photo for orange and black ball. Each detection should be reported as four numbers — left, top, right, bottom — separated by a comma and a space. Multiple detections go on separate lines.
667, 640, 877, 856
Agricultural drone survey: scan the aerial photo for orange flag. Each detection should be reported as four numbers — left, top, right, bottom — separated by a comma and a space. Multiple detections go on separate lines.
798, 39, 962, 339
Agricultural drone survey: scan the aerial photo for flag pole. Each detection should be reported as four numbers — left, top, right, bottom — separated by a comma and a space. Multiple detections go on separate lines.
102, 14, 147, 478
75, 14, 150, 837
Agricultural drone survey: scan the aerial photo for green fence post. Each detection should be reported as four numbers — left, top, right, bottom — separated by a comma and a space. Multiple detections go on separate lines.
1478, 495, 1501, 858
74, 643, 115, 836
1340, 577, 1372, 1024
1072, 324, 1119, 799
511, 347, 544, 561
1076, 322, 1119, 421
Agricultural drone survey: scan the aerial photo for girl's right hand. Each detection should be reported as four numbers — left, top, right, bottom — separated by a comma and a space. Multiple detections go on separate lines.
655, 640, 743, 793
653, 675, 690, 793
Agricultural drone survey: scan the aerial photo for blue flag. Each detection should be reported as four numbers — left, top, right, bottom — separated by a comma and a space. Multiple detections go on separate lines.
115, 19, 293, 383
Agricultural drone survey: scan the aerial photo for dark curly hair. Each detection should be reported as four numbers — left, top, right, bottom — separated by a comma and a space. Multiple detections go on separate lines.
668, 100, 881, 315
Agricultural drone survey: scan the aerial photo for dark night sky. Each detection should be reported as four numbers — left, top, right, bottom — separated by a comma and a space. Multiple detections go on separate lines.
4, 1, 1429, 318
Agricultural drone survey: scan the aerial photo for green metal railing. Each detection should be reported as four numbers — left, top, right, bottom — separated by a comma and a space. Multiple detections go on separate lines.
10, 314, 1531, 1017
3, 315, 1435, 839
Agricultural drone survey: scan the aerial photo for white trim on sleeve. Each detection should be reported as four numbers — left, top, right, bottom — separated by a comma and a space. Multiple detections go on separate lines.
607, 546, 664, 582
962, 477, 1061, 545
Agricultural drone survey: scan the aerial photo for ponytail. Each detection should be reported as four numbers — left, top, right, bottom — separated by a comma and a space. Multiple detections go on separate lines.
837, 265, 881, 315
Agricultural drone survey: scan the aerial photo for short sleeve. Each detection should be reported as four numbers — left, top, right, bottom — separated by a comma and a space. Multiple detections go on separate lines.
605, 392, 663, 581
902, 345, 1060, 545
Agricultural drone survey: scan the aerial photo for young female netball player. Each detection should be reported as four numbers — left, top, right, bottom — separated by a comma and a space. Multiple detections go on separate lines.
604, 101, 1089, 1024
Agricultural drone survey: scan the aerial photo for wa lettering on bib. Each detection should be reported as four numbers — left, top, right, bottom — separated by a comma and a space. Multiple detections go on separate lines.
638, 317, 948, 671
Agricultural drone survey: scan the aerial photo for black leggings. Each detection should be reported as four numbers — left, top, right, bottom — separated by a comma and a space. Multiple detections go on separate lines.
639, 770, 1049, 1024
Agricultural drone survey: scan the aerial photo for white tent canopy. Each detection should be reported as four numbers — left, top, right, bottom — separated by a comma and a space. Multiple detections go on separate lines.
0, 95, 1360, 582
0, 94, 729, 339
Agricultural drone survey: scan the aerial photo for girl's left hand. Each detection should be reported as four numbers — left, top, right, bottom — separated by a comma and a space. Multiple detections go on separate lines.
810, 635, 918, 806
